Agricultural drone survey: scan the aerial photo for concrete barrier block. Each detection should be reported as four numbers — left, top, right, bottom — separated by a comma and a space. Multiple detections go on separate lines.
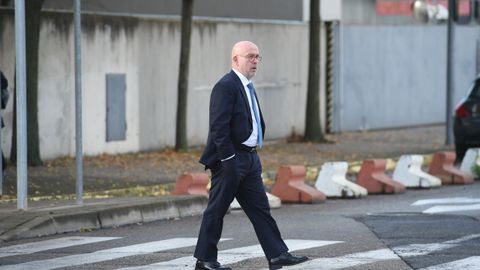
357, 159, 405, 194
428, 151, 474, 185
230, 193, 282, 210
460, 148, 480, 179
315, 162, 368, 198
271, 165, 326, 204
172, 172, 209, 196
393, 155, 441, 188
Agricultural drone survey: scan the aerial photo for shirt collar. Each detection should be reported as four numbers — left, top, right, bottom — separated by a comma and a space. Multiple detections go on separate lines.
232, 68, 251, 87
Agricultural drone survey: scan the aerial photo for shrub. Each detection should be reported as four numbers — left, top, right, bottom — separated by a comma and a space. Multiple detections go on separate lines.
473, 162, 480, 178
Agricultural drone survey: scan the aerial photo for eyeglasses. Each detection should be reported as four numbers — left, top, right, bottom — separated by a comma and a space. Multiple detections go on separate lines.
238, 54, 262, 62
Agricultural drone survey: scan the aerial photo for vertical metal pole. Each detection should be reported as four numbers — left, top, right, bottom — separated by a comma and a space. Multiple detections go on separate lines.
446, 0, 455, 145
74, 0, 83, 205
339, 20, 344, 133
477, 39, 480, 75
15, 0, 28, 209
0, 12, 2, 196
0, 88, 3, 196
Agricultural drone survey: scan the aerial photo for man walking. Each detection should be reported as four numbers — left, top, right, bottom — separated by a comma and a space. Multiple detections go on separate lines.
194, 41, 308, 270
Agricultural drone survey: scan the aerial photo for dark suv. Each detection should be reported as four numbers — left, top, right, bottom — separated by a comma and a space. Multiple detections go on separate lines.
454, 76, 480, 161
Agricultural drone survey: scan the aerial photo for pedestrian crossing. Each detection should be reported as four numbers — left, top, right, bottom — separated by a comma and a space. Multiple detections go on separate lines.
118, 239, 341, 270
262, 248, 400, 270
0, 236, 120, 258
0, 236, 478, 269
0, 238, 199, 270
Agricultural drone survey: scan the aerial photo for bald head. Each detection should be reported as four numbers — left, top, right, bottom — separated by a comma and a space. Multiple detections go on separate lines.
231, 41, 258, 59
231, 41, 260, 80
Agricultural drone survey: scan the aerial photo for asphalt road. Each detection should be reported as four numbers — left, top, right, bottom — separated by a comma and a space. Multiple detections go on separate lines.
1, 182, 480, 270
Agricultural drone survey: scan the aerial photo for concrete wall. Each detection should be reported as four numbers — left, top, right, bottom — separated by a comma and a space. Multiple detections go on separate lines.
37, 0, 423, 24
0, 10, 312, 160
338, 25, 480, 131
3, 8, 478, 160
40, 0, 304, 21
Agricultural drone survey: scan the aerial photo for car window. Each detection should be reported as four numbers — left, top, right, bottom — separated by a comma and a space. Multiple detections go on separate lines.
470, 79, 480, 98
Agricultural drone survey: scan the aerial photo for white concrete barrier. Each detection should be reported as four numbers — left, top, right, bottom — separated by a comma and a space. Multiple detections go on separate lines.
460, 148, 480, 178
230, 193, 282, 210
393, 155, 441, 188
315, 162, 368, 198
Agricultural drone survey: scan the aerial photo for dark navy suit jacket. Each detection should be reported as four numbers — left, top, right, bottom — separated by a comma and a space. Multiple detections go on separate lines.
200, 70, 265, 169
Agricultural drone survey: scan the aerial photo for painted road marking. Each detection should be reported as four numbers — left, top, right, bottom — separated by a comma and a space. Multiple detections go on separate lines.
0, 238, 200, 270
412, 197, 480, 213
0, 236, 120, 258
260, 248, 400, 270
118, 239, 341, 270
393, 234, 480, 257
264, 235, 480, 270
423, 204, 480, 214
412, 197, 480, 206
419, 256, 480, 270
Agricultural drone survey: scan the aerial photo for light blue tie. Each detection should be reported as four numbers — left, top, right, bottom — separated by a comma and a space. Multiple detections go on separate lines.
247, 83, 263, 148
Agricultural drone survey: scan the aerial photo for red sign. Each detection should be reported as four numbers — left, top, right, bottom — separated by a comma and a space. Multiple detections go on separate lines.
376, 0, 413, 15
376, 0, 471, 16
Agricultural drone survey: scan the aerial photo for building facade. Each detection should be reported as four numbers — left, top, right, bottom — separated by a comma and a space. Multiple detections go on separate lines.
0, 0, 478, 160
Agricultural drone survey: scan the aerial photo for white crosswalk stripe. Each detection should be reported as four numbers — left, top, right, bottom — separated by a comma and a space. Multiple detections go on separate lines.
412, 198, 480, 206
0, 236, 120, 258
412, 197, 480, 214
260, 248, 400, 270
419, 256, 480, 270
393, 234, 480, 257
0, 238, 198, 270
423, 204, 480, 214
118, 239, 341, 270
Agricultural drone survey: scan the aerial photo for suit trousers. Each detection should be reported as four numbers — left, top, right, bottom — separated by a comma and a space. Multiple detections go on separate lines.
194, 149, 288, 261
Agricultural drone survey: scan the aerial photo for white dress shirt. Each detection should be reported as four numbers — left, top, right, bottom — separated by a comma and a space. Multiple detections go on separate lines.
221, 69, 260, 162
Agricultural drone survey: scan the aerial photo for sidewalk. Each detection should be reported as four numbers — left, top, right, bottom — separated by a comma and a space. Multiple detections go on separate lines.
0, 196, 207, 242
0, 125, 452, 242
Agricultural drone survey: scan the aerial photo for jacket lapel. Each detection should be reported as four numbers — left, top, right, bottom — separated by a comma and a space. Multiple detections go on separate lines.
229, 70, 253, 126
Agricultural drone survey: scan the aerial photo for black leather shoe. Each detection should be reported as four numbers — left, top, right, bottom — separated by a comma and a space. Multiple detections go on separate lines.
195, 260, 232, 270
268, 252, 308, 269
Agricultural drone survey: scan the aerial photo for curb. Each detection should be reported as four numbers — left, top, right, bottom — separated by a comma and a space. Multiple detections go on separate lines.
0, 196, 208, 242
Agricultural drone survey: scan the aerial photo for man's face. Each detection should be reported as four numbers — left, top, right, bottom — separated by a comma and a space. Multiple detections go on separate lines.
234, 44, 260, 80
